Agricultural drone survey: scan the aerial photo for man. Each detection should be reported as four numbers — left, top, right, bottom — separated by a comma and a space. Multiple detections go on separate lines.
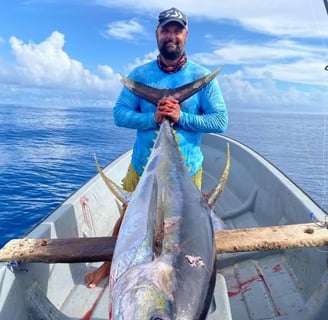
85, 7, 228, 288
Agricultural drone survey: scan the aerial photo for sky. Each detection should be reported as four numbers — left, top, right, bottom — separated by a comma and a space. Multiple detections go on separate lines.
0, 0, 328, 113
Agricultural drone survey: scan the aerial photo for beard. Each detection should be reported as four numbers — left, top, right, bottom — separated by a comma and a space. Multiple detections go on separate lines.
158, 41, 184, 60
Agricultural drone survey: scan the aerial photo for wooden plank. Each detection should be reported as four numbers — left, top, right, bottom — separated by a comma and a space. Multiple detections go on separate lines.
0, 237, 116, 263
215, 222, 328, 253
0, 223, 327, 264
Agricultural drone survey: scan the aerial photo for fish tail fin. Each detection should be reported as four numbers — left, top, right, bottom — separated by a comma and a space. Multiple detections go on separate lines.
120, 67, 223, 104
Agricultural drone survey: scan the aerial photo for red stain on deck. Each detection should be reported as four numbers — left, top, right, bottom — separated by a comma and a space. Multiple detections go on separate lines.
81, 308, 94, 320
81, 285, 107, 320
227, 271, 282, 317
272, 264, 281, 272
228, 275, 260, 297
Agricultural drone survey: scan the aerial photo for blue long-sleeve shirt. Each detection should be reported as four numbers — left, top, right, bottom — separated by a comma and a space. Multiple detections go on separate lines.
113, 59, 228, 176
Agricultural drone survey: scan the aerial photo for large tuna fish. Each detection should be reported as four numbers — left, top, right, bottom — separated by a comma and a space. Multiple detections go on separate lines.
96, 68, 230, 319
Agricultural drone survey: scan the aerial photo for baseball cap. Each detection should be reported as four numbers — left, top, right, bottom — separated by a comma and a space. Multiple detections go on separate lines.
157, 7, 188, 28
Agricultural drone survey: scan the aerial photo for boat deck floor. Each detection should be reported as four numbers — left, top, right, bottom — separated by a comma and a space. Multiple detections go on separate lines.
51, 249, 303, 320
219, 253, 305, 320
57, 263, 233, 319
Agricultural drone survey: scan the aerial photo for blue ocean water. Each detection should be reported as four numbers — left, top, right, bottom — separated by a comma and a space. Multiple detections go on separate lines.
0, 105, 327, 247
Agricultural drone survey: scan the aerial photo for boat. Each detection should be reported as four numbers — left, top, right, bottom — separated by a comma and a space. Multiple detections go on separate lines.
0, 131, 328, 320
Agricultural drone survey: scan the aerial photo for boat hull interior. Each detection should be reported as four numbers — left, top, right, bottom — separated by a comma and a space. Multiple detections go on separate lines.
0, 133, 327, 319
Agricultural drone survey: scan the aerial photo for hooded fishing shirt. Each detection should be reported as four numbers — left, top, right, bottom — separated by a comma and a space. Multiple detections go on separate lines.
113, 60, 228, 177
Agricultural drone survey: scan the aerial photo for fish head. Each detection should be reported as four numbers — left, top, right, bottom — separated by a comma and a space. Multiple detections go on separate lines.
128, 284, 173, 320
110, 260, 176, 320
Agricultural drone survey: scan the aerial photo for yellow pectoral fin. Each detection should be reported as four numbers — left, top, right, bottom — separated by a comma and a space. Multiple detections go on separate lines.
205, 143, 230, 208
94, 154, 131, 204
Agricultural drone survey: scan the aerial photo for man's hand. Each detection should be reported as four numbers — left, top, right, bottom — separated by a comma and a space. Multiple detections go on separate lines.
155, 97, 181, 124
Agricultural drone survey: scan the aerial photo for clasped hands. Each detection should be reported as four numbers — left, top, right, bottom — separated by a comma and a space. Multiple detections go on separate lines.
155, 97, 181, 124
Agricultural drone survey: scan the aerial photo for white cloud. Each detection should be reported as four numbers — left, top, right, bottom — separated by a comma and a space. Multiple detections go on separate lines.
244, 60, 327, 87
195, 40, 320, 65
124, 49, 158, 73
1, 1, 327, 109
9, 31, 86, 87
191, 39, 328, 87
103, 19, 145, 40
0, 31, 123, 106
98, 64, 115, 77
219, 71, 327, 113
95, 0, 328, 38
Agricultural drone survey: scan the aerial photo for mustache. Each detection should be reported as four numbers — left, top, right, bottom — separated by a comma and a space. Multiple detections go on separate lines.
158, 40, 184, 60
163, 40, 177, 45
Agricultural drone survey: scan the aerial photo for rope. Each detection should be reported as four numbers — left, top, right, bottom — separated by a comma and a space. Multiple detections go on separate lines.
310, 212, 328, 228
6, 253, 28, 273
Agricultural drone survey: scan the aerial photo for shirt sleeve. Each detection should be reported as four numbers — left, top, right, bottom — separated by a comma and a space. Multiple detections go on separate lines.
113, 86, 159, 130
178, 79, 228, 133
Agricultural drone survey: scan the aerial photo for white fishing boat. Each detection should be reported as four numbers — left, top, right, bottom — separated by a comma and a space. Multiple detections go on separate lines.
0, 131, 327, 320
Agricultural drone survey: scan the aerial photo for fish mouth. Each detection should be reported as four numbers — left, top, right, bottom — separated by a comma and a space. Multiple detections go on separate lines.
147, 303, 172, 320
148, 307, 171, 320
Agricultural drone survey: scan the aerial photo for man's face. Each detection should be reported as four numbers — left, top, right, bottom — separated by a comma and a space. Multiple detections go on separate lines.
156, 22, 188, 60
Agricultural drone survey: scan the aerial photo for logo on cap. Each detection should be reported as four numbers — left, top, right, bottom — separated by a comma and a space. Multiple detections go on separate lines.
164, 8, 184, 19
158, 7, 187, 28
